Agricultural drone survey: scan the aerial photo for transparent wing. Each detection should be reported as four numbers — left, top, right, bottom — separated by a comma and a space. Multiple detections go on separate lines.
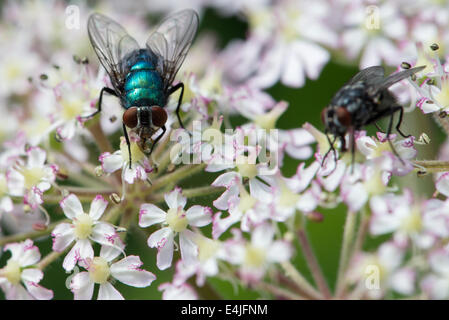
88, 13, 140, 93
146, 9, 199, 90
375, 66, 426, 90
347, 66, 385, 86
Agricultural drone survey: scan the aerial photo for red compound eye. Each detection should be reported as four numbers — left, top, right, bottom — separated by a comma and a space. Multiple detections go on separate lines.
321, 108, 328, 124
336, 106, 352, 127
151, 106, 167, 127
123, 107, 138, 128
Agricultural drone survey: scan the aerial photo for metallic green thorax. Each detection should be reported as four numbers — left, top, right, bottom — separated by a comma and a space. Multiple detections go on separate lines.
123, 50, 166, 109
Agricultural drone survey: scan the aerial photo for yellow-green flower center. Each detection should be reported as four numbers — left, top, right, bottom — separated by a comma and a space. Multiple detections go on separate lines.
435, 80, 449, 108
120, 138, 145, 164
244, 245, 266, 268
401, 206, 422, 234
278, 182, 300, 208
363, 170, 386, 196
21, 167, 45, 189
3, 260, 22, 285
238, 191, 257, 213
166, 207, 188, 233
236, 156, 258, 179
62, 96, 85, 120
196, 236, 220, 262
88, 257, 110, 284
73, 213, 94, 240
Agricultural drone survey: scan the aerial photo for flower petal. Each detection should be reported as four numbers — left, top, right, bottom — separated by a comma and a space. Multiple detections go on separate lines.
71, 272, 94, 300
138, 203, 166, 228
60, 194, 84, 219
98, 282, 124, 300
89, 195, 108, 220
185, 206, 212, 227
110, 256, 156, 288
148, 227, 174, 270
51, 223, 76, 252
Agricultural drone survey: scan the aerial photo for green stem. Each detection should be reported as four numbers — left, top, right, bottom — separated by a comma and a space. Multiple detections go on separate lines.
297, 228, 332, 299
413, 160, 449, 173
335, 211, 357, 297
257, 282, 305, 300
150, 163, 206, 192
0, 220, 68, 246
280, 261, 323, 299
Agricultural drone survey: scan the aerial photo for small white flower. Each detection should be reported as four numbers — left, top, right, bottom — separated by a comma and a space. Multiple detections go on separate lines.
223, 224, 292, 284
70, 244, 156, 300
139, 187, 213, 270
52, 194, 117, 271
7, 147, 57, 209
0, 239, 53, 300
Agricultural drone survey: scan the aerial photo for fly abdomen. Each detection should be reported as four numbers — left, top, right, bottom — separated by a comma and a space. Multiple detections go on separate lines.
123, 52, 166, 109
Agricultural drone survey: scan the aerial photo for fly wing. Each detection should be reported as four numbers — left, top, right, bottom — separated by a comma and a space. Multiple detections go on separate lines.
375, 66, 426, 90
347, 66, 385, 86
88, 13, 140, 94
146, 9, 199, 91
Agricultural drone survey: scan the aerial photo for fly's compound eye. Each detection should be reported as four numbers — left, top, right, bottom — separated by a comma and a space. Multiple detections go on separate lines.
320, 108, 328, 124
151, 106, 168, 127
336, 106, 352, 127
123, 107, 138, 128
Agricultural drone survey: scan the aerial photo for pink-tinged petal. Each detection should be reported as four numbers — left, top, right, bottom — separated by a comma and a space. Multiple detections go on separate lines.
100, 152, 123, 173
212, 210, 242, 240
251, 224, 274, 249
63, 239, 93, 272
250, 40, 284, 89
185, 206, 212, 227
71, 272, 94, 300
90, 222, 117, 246
24, 281, 53, 300
21, 268, 43, 283
98, 282, 124, 300
249, 178, 272, 202
24, 187, 44, 209
51, 223, 76, 252
164, 187, 186, 210
159, 283, 198, 300
148, 227, 174, 270
60, 194, 84, 219
179, 230, 198, 264
138, 203, 166, 228
4, 283, 33, 300
110, 256, 156, 287
100, 238, 126, 262
436, 173, 449, 198
27, 147, 46, 168
267, 241, 292, 263
7, 239, 41, 267
89, 195, 108, 220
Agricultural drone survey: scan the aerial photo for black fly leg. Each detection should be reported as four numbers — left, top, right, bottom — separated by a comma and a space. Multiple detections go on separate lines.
386, 109, 405, 164
148, 125, 167, 156
82, 87, 117, 119
374, 122, 384, 133
168, 83, 186, 130
394, 106, 411, 138
123, 123, 132, 169
322, 134, 337, 166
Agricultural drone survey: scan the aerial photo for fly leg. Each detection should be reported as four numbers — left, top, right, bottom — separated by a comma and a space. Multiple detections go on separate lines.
168, 83, 187, 131
123, 123, 132, 170
386, 107, 405, 164
394, 106, 411, 138
82, 87, 117, 119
